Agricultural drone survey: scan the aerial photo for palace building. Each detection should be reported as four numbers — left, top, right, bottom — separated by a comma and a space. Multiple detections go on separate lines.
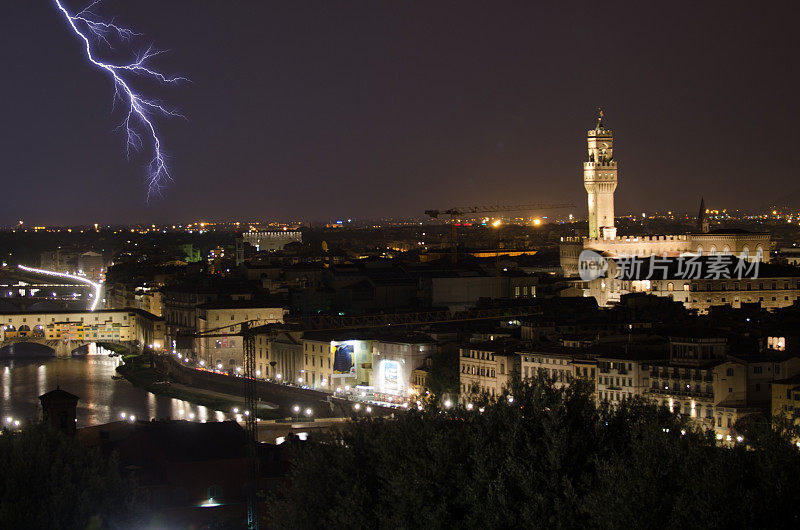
559, 112, 794, 310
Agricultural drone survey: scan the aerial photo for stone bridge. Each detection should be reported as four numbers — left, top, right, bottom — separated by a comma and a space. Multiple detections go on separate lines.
0, 337, 125, 358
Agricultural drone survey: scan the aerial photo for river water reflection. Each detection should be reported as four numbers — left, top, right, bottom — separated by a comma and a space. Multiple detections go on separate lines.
0, 355, 229, 427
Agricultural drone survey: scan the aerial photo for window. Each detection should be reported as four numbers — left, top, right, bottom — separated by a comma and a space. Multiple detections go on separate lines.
172, 487, 189, 504
726, 368, 734, 377
207, 485, 222, 500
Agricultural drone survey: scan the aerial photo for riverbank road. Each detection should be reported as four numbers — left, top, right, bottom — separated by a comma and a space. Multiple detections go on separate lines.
254, 417, 350, 444
169, 382, 278, 411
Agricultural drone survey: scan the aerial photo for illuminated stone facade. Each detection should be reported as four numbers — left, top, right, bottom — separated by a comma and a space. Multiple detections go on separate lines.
561, 113, 772, 307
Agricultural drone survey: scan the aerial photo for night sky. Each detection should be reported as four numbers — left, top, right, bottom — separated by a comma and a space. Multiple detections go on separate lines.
3, 1, 798, 225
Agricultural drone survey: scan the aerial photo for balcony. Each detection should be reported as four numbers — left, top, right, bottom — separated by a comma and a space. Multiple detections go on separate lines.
647, 388, 713, 399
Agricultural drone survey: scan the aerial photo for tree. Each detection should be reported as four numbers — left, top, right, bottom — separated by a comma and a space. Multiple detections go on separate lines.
0, 424, 146, 529
268, 375, 800, 529
425, 347, 460, 403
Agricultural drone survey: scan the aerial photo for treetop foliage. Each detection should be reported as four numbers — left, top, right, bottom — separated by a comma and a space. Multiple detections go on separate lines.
269, 376, 800, 529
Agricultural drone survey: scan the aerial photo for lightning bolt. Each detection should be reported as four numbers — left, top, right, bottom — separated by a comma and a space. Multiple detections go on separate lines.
53, 0, 186, 199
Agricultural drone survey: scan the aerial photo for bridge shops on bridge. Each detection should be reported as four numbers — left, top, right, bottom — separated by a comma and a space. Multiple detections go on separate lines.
0, 308, 165, 352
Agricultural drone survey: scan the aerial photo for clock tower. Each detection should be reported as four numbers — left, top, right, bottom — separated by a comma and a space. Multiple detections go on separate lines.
584, 110, 617, 239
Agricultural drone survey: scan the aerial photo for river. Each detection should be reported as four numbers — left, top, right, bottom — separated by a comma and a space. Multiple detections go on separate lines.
0, 353, 230, 428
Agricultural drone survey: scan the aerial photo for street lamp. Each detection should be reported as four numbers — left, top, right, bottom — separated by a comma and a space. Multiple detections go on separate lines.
276, 373, 282, 381
304, 408, 312, 417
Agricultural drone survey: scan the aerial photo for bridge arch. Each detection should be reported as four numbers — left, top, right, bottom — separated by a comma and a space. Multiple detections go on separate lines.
0, 341, 55, 358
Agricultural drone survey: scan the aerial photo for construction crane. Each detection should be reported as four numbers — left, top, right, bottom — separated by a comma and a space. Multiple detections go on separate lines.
424, 203, 574, 262
185, 321, 261, 529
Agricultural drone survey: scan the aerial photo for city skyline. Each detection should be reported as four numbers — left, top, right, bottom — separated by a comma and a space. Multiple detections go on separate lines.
4, 1, 799, 225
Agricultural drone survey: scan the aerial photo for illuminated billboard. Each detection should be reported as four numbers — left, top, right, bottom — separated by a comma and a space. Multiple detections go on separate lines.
379, 359, 401, 394
331, 341, 356, 377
